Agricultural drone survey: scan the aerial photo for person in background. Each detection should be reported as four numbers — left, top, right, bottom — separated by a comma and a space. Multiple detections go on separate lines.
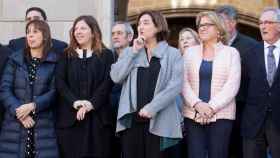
178, 27, 200, 55
111, 10, 183, 158
241, 8, 280, 158
8, 7, 67, 54
167, 27, 200, 158
111, 21, 134, 113
182, 11, 241, 158
55, 15, 114, 158
111, 21, 134, 158
0, 20, 59, 158
215, 5, 259, 158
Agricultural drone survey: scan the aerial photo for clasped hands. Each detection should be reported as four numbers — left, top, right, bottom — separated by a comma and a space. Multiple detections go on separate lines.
193, 102, 215, 125
16, 102, 36, 129
73, 100, 94, 121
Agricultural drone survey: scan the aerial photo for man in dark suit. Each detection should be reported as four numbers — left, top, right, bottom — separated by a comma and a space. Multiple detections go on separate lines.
241, 8, 280, 158
8, 7, 67, 53
0, 44, 12, 131
216, 5, 259, 158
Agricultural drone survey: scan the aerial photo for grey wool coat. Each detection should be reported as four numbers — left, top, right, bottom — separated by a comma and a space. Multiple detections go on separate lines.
110, 41, 183, 140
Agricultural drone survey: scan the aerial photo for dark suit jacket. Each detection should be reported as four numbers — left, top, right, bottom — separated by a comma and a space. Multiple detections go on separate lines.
8, 37, 67, 54
0, 44, 12, 130
241, 43, 280, 138
231, 32, 259, 102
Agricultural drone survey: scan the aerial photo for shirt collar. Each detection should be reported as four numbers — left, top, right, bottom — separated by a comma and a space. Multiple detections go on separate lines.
264, 38, 280, 49
75, 48, 93, 58
228, 31, 237, 46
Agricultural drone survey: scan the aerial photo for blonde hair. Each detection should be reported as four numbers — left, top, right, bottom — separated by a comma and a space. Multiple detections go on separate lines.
196, 11, 229, 44
178, 27, 200, 45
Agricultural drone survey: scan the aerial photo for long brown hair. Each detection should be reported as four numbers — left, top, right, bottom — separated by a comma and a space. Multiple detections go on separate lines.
24, 20, 52, 60
66, 15, 105, 57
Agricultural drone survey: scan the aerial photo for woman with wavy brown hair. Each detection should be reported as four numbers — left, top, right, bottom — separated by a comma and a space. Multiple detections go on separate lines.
55, 15, 114, 158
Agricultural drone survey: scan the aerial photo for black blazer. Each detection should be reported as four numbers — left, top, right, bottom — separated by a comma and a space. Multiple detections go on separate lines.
241, 43, 280, 138
8, 37, 67, 54
231, 32, 259, 102
0, 45, 12, 130
55, 49, 114, 128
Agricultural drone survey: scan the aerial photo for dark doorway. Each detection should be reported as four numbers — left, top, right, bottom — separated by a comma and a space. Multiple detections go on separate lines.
132, 17, 261, 48
167, 17, 261, 48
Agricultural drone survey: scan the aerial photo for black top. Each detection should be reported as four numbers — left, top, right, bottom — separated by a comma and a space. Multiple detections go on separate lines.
55, 49, 114, 157
199, 60, 213, 103
135, 56, 161, 121
55, 49, 114, 128
78, 52, 94, 99
26, 57, 40, 158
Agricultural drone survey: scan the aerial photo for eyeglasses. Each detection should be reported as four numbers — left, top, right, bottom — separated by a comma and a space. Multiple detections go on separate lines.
197, 23, 216, 29
259, 20, 280, 25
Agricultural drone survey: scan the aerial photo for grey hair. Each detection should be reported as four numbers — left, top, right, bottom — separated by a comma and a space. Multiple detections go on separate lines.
215, 5, 238, 20
261, 7, 280, 22
113, 21, 134, 37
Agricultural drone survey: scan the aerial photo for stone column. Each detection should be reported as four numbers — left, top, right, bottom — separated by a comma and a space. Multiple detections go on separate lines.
92, 0, 114, 48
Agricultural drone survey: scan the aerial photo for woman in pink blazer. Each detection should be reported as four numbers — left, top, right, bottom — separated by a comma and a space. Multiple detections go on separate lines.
182, 11, 241, 158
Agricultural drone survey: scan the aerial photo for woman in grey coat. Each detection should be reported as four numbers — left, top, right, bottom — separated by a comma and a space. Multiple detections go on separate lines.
110, 10, 183, 158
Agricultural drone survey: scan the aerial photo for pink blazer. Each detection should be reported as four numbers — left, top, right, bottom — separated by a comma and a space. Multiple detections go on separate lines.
182, 42, 241, 121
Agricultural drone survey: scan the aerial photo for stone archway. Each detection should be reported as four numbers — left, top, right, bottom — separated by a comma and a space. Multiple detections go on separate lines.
120, 0, 279, 46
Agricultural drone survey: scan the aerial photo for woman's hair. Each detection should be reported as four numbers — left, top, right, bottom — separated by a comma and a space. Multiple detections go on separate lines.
66, 15, 105, 57
196, 11, 229, 44
178, 27, 200, 45
136, 10, 169, 42
24, 19, 52, 59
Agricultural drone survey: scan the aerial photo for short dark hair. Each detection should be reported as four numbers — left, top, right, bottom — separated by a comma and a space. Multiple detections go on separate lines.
25, 7, 47, 21
136, 10, 169, 42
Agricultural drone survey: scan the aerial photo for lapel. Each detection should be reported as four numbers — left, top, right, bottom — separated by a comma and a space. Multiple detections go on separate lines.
272, 50, 280, 87
134, 41, 167, 68
257, 44, 270, 88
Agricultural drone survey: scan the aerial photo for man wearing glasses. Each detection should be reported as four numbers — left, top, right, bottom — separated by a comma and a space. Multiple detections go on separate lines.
241, 8, 280, 158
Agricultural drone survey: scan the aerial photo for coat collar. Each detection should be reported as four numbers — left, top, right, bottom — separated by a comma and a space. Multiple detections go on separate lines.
135, 41, 169, 67
11, 50, 58, 67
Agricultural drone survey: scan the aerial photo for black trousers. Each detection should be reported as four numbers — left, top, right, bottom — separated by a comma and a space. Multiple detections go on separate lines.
121, 120, 164, 158
184, 118, 233, 158
229, 101, 244, 158
243, 112, 280, 158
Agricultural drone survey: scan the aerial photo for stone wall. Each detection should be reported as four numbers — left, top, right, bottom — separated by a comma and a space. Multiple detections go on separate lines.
0, 0, 114, 47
